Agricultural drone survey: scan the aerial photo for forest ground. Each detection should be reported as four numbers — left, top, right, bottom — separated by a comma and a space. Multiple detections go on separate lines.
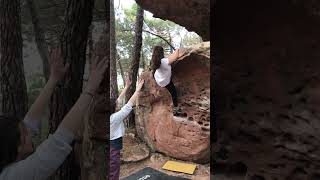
119, 128, 210, 180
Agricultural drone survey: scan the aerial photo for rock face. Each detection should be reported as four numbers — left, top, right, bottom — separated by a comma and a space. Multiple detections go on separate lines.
135, 0, 210, 41
214, 1, 320, 179
120, 133, 150, 163
136, 42, 210, 163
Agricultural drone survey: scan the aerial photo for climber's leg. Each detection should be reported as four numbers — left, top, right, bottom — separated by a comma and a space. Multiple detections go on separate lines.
109, 146, 121, 180
165, 80, 178, 107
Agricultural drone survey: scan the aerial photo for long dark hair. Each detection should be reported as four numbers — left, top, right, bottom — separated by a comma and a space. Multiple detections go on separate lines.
0, 115, 21, 173
151, 46, 164, 73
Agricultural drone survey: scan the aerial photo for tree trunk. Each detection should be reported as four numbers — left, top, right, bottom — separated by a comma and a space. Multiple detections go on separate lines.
141, 50, 145, 70
80, 1, 109, 179
126, 5, 144, 127
110, 0, 118, 103
48, 0, 94, 179
0, 0, 28, 119
26, 0, 50, 81
88, 24, 94, 67
117, 58, 126, 87
81, 30, 109, 180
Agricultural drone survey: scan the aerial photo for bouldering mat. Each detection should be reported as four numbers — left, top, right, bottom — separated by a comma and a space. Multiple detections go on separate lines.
121, 167, 190, 180
162, 161, 197, 175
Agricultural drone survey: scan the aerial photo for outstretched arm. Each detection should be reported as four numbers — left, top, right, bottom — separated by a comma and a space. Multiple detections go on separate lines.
111, 78, 144, 125
127, 78, 144, 105
167, 48, 188, 65
58, 56, 107, 135
24, 49, 69, 131
6, 55, 107, 180
167, 49, 180, 65
117, 78, 131, 102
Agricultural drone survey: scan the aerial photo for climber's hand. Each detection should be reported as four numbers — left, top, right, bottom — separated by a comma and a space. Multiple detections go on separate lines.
177, 48, 188, 58
49, 48, 70, 83
85, 56, 108, 94
173, 49, 180, 60
135, 79, 144, 92
125, 78, 132, 88
168, 49, 180, 64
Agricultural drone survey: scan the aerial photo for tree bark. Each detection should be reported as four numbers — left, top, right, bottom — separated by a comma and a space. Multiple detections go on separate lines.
117, 58, 126, 86
88, 24, 94, 67
141, 50, 145, 70
110, 0, 118, 103
126, 5, 144, 127
80, 0, 109, 179
81, 30, 109, 180
26, 0, 50, 81
48, 0, 94, 179
0, 0, 28, 119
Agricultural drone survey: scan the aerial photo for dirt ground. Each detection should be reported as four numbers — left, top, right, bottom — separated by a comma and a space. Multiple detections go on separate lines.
119, 129, 210, 180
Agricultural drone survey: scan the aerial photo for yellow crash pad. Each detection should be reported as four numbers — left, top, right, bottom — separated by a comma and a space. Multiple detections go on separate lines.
162, 161, 197, 175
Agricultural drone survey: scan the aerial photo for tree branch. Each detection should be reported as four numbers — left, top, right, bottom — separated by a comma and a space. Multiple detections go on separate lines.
120, 28, 176, 50
143, 29, 176, 50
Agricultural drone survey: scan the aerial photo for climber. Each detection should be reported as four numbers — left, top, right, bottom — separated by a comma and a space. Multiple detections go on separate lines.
0, 48, 107, 180
151, 46, 187, 109
110, 78, 144, 180
115, 76, 131, 110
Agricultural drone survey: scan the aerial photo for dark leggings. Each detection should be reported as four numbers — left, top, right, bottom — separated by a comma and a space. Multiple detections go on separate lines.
109, 146, 120, 180
165, 81, 178, 107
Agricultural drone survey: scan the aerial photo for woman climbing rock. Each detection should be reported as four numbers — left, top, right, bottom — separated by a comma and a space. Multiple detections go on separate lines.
151, 46, 187, 111
109, 78, 144, 180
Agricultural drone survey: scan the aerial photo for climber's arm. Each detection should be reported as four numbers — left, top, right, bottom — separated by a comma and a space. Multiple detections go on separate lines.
58, 56, 107, 135
117, 78, 131, 103
128, 79, 144, 105
2, 55, 107, 180
0, 127, 74, 180
110, 82, 141, 124
117, 87, 128, 101
127, 89, 138, 106
167, 49, 180, 65
24, 48, 69, 134
23, 79, 57, 134
110, 79, 144, 125
167, 48, 188, 65
110, 102, 133, 125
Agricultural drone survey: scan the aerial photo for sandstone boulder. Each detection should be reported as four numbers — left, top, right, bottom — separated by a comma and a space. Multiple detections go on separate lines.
135, 0, 210, 41
121, 133, 150, 163
135, 42, 210, 163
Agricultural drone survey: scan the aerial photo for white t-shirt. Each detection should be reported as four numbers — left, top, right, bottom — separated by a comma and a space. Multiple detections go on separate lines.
110, 102, 133, 140
0, 118, 74, 180
154, 58, 172, 87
